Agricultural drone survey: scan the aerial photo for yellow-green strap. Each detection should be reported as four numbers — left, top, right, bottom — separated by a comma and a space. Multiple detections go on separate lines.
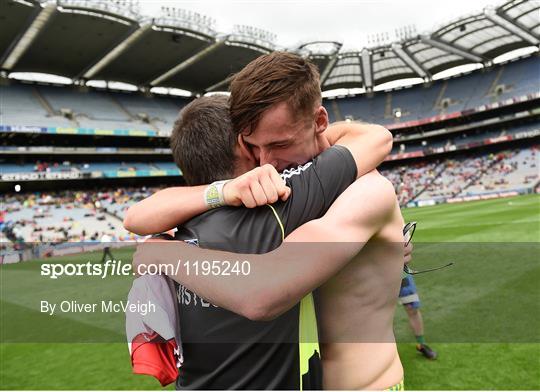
299, 294, 320, 390
267, 204, 285, 241
266, 204, 320, 390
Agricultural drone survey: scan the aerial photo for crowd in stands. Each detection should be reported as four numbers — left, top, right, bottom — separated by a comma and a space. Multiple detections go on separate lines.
381, 161, 443, 206
2, 146, 537, 244
390, 146, 539, 205
462, 147, 538, 196
0, 160, 179, 174
419, 155, 491, 201
2, 187, 157, 244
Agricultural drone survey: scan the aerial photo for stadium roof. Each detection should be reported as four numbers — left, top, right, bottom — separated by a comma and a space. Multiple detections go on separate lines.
91, 21, 216, 87
323, 0, 540, 90
2, 0, 140, 78
1, 0, 538, 93
160, 36, 274, 93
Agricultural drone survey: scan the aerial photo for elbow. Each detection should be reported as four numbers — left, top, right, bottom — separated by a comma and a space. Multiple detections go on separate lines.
240, 292, 283, 322
377, 125, 393, 158
122, 212, 133, 232
382, 126, 394, 152
123, 208, 147, 235
242, 306, 274, 322
122, 209, 135, 232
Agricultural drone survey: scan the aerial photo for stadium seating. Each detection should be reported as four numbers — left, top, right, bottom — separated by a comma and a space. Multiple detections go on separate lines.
3, 145, 537, 244
388, 84, 442, 121
38, 85, 130, 122
153, 162, 181, 171
383, 145, 539, 205
0, 161, 176, 174
98, 187, 155, 220
0, 82, 189, 133
1, 55, 538, 247
331, 55, 539, 124
2, 56, 537, 134
392, 121, 539, 155
382, 161, 444, 206
461, 148, 538, 196
0, 163, 37, 173
0, 83, 73, 127
416, 157, 485, 201
114, 93, 188, 129
495, 55, 540, 101
2, 187, 157, 243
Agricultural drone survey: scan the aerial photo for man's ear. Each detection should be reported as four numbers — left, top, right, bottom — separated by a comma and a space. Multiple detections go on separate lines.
314, 105, 329, 135
237, 134, 257, 164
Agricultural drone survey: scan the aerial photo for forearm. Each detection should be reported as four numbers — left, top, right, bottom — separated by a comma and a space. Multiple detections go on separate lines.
124, 166, 290, 235
326, 121, 393, 177
124, 186, 207, 235
325, 121, 351, 145
142, 235, 358, 320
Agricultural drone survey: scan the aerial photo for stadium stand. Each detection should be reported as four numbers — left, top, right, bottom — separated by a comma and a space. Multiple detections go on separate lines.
494, 55, 540, 101
327, 55, 540, 124
416, 157, 488, 202
2, 145, 537, 244
2, 187, 157, 243
114, 93, 188, 130
0, 83, 73, 127
383, 145, 539, 206
461, 147, 538, 196
382, 161, 445, 206
392, 122, 539, 155
38, 84, 134, 130
0, 82, 190, 133
1, 0, 538, 249
0, 160, 179, 174
2, 56, 538, 134
153, 162, 181, 171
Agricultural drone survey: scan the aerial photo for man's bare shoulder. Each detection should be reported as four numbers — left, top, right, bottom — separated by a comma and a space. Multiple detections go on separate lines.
323, 170, 397, 227
354, 170, 395, 189
339, 171, 396, 205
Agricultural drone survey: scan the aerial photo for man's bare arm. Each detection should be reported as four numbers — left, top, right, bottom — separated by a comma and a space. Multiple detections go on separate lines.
325, 121, 393, 178
124, 185, 206, 236
124, 165, 290, 235
125, 122, 392, 235
133, 172, 398, 320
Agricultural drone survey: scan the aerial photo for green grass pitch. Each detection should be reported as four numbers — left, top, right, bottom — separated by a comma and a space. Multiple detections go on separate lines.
1, 194, 539, 389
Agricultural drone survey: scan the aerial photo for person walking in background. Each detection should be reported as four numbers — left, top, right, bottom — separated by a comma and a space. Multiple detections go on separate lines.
100, 232, 114, 263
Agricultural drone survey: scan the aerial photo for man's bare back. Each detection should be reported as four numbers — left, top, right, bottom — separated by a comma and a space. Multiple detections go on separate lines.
284, 171, 405, 389
319, 205, 404, 389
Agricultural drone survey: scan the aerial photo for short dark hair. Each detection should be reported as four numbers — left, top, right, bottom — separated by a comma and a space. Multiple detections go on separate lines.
230, 51, 322, 135
170, 95, 236, 186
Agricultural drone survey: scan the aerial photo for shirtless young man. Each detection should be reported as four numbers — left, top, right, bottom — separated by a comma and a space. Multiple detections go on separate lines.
129, 52, 406, 389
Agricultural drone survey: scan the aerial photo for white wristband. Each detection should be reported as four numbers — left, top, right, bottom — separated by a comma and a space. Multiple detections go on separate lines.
204, 180, 229, 209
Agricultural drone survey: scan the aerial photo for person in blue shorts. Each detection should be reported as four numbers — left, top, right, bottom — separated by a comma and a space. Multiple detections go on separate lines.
399, 274, 438, 359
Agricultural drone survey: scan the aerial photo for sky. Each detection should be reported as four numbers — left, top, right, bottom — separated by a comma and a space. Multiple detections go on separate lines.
139, 0, 503, 51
